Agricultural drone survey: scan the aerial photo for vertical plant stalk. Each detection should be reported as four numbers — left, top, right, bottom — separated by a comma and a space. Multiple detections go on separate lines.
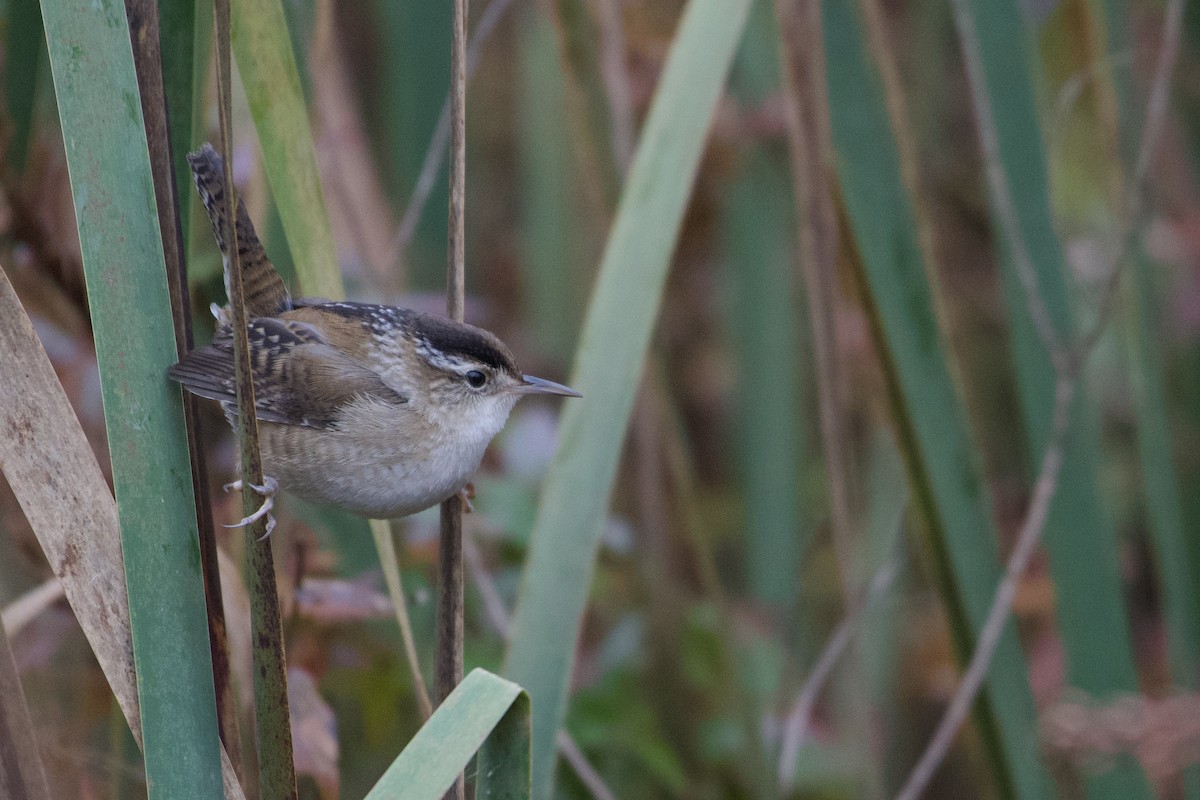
123, 0, 241, 771
0, 614, 51, 800
773, 0, 851, 591
438, 1, 468, 799
213, 1, 297, 797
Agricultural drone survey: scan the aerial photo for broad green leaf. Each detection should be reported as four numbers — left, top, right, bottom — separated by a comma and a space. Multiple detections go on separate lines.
719, 146, 805, 607
363, 668, 529, 800
159, 0, 209, 250
502, 0, 753, 796
39, 0, 223, 795
5, 0, 43, 172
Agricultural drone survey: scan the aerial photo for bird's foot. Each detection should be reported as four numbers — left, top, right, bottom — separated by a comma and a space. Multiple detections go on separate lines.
458, 482, 475, 514
223, 476, 279, 540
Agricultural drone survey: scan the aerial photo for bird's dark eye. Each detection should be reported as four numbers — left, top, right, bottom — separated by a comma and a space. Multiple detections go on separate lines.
465, 370, 487, 388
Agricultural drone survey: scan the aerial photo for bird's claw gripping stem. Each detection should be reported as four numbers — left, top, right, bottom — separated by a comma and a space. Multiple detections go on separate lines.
457, 482, 475, 514
223, 476, 279, 540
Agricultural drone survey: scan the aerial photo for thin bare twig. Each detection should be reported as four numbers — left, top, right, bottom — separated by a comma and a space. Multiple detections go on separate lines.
557, 732, 619, 800
1076, 0, 1184, 357
894, 375, 1074, 800
777, 539, 904, 784
438, 2, 469, 799
385, 0, 517, 272
894, 0, 1185, 796
1047, 52, 1134, 210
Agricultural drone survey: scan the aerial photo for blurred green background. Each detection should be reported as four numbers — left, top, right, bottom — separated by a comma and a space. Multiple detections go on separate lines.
2, 0, 1200, 797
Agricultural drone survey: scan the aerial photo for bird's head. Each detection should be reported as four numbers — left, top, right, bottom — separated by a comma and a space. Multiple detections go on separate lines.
401, 312, 579, 439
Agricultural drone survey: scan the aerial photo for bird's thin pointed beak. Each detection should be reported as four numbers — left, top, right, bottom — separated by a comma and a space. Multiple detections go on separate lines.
519, 374, 582, 398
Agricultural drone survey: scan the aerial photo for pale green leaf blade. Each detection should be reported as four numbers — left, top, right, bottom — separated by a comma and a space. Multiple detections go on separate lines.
231, 0, 340, 300
502, 0, 753, 796
364, 669, 527, 800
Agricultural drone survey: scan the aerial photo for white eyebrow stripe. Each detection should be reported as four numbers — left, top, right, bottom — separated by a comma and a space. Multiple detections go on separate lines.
416, 339, 473, 373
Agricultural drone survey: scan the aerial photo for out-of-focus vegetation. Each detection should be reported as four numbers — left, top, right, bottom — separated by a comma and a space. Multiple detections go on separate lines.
2, 0, 1200, 797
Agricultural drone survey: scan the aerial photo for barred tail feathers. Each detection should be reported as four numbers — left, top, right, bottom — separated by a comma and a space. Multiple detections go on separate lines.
187, 144, 291, 318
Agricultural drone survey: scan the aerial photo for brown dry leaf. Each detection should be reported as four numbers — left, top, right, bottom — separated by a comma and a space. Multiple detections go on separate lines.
294, 577, 393, 624
1042, 693, 1200, 785
289, 667, 339, 798
0, 265, 247, 800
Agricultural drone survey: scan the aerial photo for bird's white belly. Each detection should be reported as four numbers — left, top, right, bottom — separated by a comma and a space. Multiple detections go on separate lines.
258, 422, 485, 519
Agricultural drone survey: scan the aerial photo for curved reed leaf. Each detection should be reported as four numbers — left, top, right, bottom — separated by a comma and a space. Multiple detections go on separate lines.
503, 0, 753, 795
364, 669, 529, 800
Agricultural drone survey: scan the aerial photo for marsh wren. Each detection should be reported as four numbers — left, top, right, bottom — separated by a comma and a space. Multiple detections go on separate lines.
169, 144, 579, 525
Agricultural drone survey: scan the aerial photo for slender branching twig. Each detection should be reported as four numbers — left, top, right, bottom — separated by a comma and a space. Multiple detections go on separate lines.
894, 0, 1185, 796
777, 537, 904, 783
894, 375, 1074, 800
947, 0, 1066, 368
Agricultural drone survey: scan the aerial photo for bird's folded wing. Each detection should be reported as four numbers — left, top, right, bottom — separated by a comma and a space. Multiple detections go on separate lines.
168, 317, 407, 429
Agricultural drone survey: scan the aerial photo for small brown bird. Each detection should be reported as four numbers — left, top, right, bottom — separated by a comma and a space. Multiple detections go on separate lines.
170, 145, 579, 528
